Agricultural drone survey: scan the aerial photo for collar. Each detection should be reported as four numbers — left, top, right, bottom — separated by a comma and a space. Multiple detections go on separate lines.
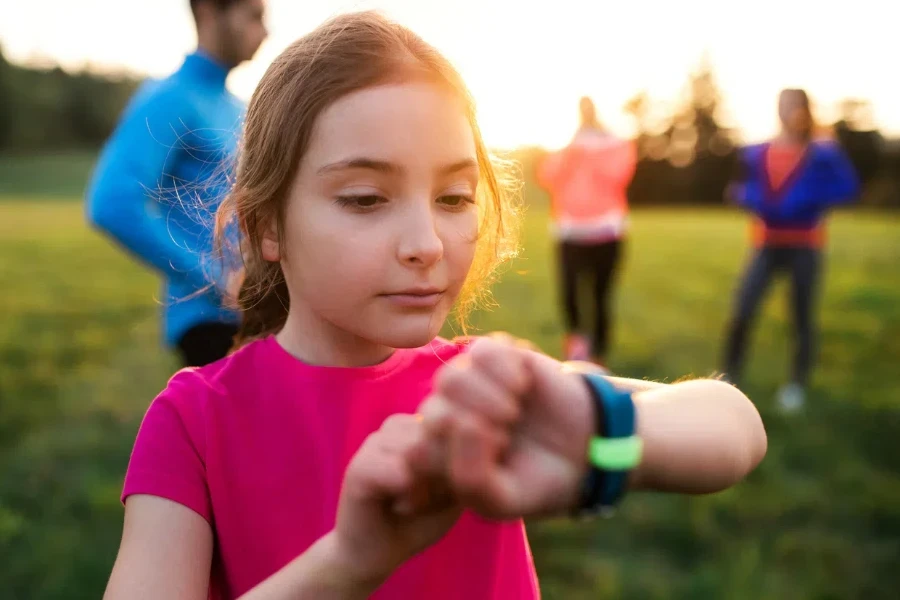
179, 49, 231, 88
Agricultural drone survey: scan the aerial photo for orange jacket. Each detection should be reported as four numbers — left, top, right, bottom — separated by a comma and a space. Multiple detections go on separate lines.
538, 129, 637, 242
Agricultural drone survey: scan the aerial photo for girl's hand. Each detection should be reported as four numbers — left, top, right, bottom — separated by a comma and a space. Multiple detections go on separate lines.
418, 335, 767, 522
331, 414, 462, 589
417, 335, 595, 520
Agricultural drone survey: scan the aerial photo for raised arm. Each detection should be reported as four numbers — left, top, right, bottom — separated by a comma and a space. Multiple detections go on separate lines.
627, 378, 767, 493
415, 337, 767, 520
554, 353, 765, 495
562, 360, 765, 492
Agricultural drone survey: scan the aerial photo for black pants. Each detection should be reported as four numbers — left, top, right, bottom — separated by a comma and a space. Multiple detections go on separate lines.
176, 322, 239, 368
723, 247, 822, 386
558, 239, 623, 359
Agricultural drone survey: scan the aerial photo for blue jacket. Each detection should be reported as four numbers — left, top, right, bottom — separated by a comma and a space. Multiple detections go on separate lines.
734, 140, 860, 230
86, 51, 243, 347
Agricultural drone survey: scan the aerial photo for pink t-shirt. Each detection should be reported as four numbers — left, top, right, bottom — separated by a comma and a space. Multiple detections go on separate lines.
122, 335, 540, 599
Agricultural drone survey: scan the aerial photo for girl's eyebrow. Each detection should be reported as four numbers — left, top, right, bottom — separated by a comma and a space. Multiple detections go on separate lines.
316, 157, 477, 176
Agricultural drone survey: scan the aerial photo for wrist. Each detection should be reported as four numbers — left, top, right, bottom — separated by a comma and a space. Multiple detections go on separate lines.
570, 372, 643, 518
555, 369, 599, 512
311, 531, 388, 597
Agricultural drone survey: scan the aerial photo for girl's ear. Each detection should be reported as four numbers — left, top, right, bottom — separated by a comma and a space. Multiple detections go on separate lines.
261, 220, 280, 262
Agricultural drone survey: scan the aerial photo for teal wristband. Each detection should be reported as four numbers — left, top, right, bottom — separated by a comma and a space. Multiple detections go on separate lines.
576, 372, 640, 516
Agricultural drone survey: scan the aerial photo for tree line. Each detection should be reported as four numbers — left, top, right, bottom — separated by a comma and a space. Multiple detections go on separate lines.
0, 47, 140, 151
2, 47, 897, 207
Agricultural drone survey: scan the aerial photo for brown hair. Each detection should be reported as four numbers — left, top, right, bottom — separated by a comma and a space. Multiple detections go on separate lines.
215, 10, 521, 348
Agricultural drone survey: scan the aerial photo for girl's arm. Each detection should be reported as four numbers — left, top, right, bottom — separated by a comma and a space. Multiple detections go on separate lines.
104, 496, 213, 600
563, 361, 764, 493
105, 496, 375, 600
418, 339, 767, 521
237, 532, 377, 600
108, 413, 459, 600
628, 378, 767, 494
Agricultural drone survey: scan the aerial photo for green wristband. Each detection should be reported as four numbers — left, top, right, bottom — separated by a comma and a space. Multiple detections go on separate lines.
588, 435, 644, 471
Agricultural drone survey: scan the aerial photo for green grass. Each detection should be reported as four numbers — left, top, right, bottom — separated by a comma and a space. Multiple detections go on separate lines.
1, 194, 899, 599
0, 151, 98, 199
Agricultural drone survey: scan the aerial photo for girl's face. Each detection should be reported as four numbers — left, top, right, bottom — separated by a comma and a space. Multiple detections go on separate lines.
268, 81, 479, 361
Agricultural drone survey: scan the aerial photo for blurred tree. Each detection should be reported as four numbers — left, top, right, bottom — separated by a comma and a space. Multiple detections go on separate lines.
623, 56, 738, 206
833, 98, 884, 184
831, 98, 899, 207
672, 55, 738, 204
0, 54, 138, 152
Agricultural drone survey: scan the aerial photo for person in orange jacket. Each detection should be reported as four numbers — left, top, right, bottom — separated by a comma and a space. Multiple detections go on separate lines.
537, 97, 637, 366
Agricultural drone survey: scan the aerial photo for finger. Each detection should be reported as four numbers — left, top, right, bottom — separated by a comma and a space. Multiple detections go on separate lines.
435, 362, 521, 426
372, 415, 439, 515
419, 395, 454, 438
411, 406, 513, 478
468, 336, 533, 398
374, 414, 458, 516
351, 440, 441, 518
350, 443, 413, 505
447, 414, 515, 517
377, 413, 424, 451
394, 468, 455, 516
407, 429, 447, 478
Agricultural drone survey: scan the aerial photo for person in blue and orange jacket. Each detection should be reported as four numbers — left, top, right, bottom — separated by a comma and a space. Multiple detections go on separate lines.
722, 88, 860, 412
537, 97, 637, 366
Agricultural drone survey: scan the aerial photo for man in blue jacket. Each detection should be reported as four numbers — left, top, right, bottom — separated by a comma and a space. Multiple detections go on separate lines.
86, 0, 267, 366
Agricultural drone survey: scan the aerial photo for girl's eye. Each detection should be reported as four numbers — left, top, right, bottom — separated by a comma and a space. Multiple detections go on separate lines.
438, 194, 475, 208
336, 195, 386, 210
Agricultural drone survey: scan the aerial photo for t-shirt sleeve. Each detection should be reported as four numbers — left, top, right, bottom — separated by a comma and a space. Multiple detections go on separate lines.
121, 370, 212, 523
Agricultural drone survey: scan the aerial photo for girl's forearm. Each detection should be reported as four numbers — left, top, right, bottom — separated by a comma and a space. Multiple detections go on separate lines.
237, 532, 382, 600
629, 379, 767, 493
561, 361, 765, 494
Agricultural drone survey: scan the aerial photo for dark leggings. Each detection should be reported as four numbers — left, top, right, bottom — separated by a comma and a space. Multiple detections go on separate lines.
723, 247, 822, 386
176, 322, 239, 367
558, 239, 623, 359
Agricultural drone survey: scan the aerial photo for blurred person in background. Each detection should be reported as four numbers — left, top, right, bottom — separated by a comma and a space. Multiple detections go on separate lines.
721, 88, 860, 412
85, 0, 267, 367
537, 97, 637, 367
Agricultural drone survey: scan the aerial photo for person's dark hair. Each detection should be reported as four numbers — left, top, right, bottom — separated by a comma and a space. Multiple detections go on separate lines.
779, 88, 810, 110
189, 0, 242, 18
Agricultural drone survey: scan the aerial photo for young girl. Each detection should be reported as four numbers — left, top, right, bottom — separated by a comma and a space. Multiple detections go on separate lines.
721, 88, 860, 412
105, 11, 767, 600
536, 97, 636, 365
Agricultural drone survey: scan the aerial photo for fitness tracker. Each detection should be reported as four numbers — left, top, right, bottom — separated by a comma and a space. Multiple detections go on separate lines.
574, 372, 643, 518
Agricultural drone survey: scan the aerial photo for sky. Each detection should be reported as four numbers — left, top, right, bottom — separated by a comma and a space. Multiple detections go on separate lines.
1, 0, 897, 150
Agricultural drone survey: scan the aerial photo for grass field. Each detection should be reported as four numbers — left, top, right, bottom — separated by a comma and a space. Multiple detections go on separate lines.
1, 189, 899, 599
